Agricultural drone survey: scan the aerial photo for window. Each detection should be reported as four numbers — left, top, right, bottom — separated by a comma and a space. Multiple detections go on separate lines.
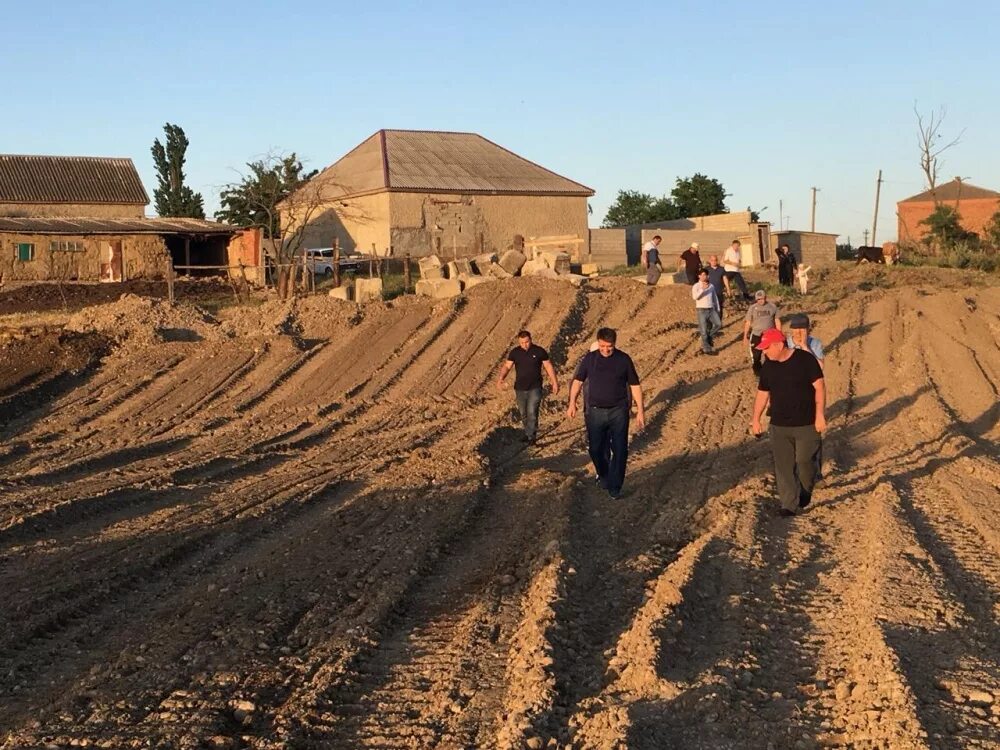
49, 240, 85, 252
16, 242, 35, 262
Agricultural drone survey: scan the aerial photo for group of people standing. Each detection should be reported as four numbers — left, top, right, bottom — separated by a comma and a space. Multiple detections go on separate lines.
497, 255, 827, 514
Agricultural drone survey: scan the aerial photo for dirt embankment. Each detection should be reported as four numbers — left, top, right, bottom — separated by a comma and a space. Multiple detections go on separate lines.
0, 269, 998, 749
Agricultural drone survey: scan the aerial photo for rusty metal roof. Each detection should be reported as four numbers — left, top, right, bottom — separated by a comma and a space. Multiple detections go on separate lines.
308, 129, 594, 199
0, 216, 237, 235
0, 154, 149, 205
900, 178, 1000, 204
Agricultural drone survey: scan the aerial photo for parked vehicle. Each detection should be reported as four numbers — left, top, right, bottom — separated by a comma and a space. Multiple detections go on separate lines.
303, 247, 363, 277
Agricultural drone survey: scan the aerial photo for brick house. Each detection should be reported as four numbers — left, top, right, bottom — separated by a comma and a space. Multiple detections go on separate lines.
897, 178, 1000, 244
283, 129, 594, 257
0, 154, 255, 283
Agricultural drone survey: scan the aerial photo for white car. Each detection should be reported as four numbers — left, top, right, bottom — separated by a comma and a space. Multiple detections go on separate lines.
303, 248, 362, 277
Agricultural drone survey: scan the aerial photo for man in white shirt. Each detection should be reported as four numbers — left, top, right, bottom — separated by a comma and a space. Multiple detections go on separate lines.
641, 235, 663, 285
722, 240, 753, 301
692, 269, 722, 355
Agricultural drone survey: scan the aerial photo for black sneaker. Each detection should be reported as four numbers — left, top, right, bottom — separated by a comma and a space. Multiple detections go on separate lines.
798, 489, 812, 509
595, 475, 607, 489
608, 488, 622, 500
778, 508, 797, 518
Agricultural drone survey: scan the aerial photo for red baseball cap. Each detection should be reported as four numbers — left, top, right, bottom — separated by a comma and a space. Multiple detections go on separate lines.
755, 328, 786, 350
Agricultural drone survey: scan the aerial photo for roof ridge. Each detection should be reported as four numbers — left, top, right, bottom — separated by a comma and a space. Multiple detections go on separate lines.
0, 154, 136, 162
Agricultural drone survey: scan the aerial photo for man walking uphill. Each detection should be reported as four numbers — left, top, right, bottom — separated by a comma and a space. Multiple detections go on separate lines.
497, 330, 559, 444
680, 242, 702, 285
751, 329, 827, 516
567, 328, 645, 499
743, 290, 781, 376
642, 235, 664, 285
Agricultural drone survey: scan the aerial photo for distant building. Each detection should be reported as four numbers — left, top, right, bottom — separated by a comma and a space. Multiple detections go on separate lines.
283, 129, 594, 257
770, 230, 838, 267
0, 154, 255, 283
897, 178, 1000, 244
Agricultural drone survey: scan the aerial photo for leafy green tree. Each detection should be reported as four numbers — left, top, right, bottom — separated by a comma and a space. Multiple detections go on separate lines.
919, 204, 974, 246
670, 173, 729, 217
151, 123, 205, 218
215, 154, 318, 238
984, 208, 1000, 251
602, 190, 679, 227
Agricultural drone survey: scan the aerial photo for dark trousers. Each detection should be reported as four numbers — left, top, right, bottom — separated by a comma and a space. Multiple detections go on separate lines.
725, 271, 750, 298
586, 405, 629, 494
770, 424, 822, 511
749, 333, 764, 375
685, 269, 699, 285
647, 264, 662, 285
515, 388, 542, 440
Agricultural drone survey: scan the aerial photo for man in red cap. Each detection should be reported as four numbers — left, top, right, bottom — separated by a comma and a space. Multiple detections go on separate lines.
750, 328, 826, 516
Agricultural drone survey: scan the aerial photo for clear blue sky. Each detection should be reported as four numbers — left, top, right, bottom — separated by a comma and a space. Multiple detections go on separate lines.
3, 0, 998, 245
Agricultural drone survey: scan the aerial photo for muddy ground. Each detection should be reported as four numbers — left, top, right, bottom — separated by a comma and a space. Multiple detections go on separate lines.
0, 267, 998, 749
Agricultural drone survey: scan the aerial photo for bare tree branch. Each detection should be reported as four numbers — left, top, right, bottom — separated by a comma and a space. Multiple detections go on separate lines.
915, 103, 965, 203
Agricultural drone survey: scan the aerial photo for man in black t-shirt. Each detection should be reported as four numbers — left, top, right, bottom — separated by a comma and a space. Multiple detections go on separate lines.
679, 243, 703, 285
750, 328, 827, 516
497, 330, 559, 443
567, 328, 645, 499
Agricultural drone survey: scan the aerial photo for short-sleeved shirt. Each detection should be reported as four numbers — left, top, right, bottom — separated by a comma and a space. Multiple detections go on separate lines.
706, 265, 727, 296
723, 247, 742, 272
745, 302, 780, 335
644, 241, 660, 266
786, 334, 824, 362
680, 248, 702, 274
758, 349, 824, 427
574, 349, 640, 409
507, 344, 549, 391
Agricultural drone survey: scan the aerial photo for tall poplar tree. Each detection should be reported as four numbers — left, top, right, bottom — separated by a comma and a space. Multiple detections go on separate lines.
151, 123, 205, 218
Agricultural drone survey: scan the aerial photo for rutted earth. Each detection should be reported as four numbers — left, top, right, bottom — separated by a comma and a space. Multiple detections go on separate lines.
0, 269, 998, 749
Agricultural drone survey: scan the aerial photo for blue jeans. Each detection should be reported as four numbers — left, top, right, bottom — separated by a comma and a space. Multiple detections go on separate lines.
515, 388, 543, 440
697, 308, 722, 352
586, 405, 630, 494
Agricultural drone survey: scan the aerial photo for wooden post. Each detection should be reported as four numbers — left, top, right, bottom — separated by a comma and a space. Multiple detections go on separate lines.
871, 169, 883, 248
404, 253, 412, 293
167, 257, 175, 304
333, 238, 341, 288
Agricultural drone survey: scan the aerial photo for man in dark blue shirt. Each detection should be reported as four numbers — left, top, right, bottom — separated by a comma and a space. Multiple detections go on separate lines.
567, 328, 645, 498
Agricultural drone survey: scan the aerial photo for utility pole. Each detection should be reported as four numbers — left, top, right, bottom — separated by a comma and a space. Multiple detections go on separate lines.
871, 169, 883, 247
810, 187, 819, 232
779, 199, 783, 231
863, 229, 870, 246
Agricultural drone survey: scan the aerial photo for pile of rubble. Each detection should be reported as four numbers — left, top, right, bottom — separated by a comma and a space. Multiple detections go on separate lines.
414, 248, 588, 299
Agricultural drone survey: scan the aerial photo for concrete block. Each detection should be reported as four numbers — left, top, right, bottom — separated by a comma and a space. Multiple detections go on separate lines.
560, 273, 587, 287
419, 254, 444, 279
328, 285, 353, 301
354, 277, 384, 302
471, 253, 497, 275
538, 251, 571, 274
487, 263, 512, 279
520, 258, 548, 276
530, 267, 560, 280
445, 258, 474, 279
460, 274, 492, 289
415, 278, 462, 299
499, 249, 527, 276
581, 263, 600, 276
632, 272, 683, 287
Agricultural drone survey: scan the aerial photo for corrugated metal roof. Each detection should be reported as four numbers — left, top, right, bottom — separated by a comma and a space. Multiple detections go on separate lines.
0, 154, 149, 205
900, 178, 1000, 204
308, 129, 594, 199
0, 216, 237, 235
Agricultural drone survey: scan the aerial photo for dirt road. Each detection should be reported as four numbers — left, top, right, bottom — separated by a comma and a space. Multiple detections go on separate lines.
1, 269, 998, 749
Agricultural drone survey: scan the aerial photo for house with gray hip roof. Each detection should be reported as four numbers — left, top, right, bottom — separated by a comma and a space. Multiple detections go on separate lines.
282, 129, 594, 257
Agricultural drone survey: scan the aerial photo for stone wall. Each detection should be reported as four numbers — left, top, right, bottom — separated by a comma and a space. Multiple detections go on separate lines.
289, 192, 391, 255
0, 202, 145, 218
770, 231, 837, 266
639, 229, 761, 268
0, 233, 169, 282
632, 211, 754, 234
389, 193, 588, 258
588, 228, 627, 268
